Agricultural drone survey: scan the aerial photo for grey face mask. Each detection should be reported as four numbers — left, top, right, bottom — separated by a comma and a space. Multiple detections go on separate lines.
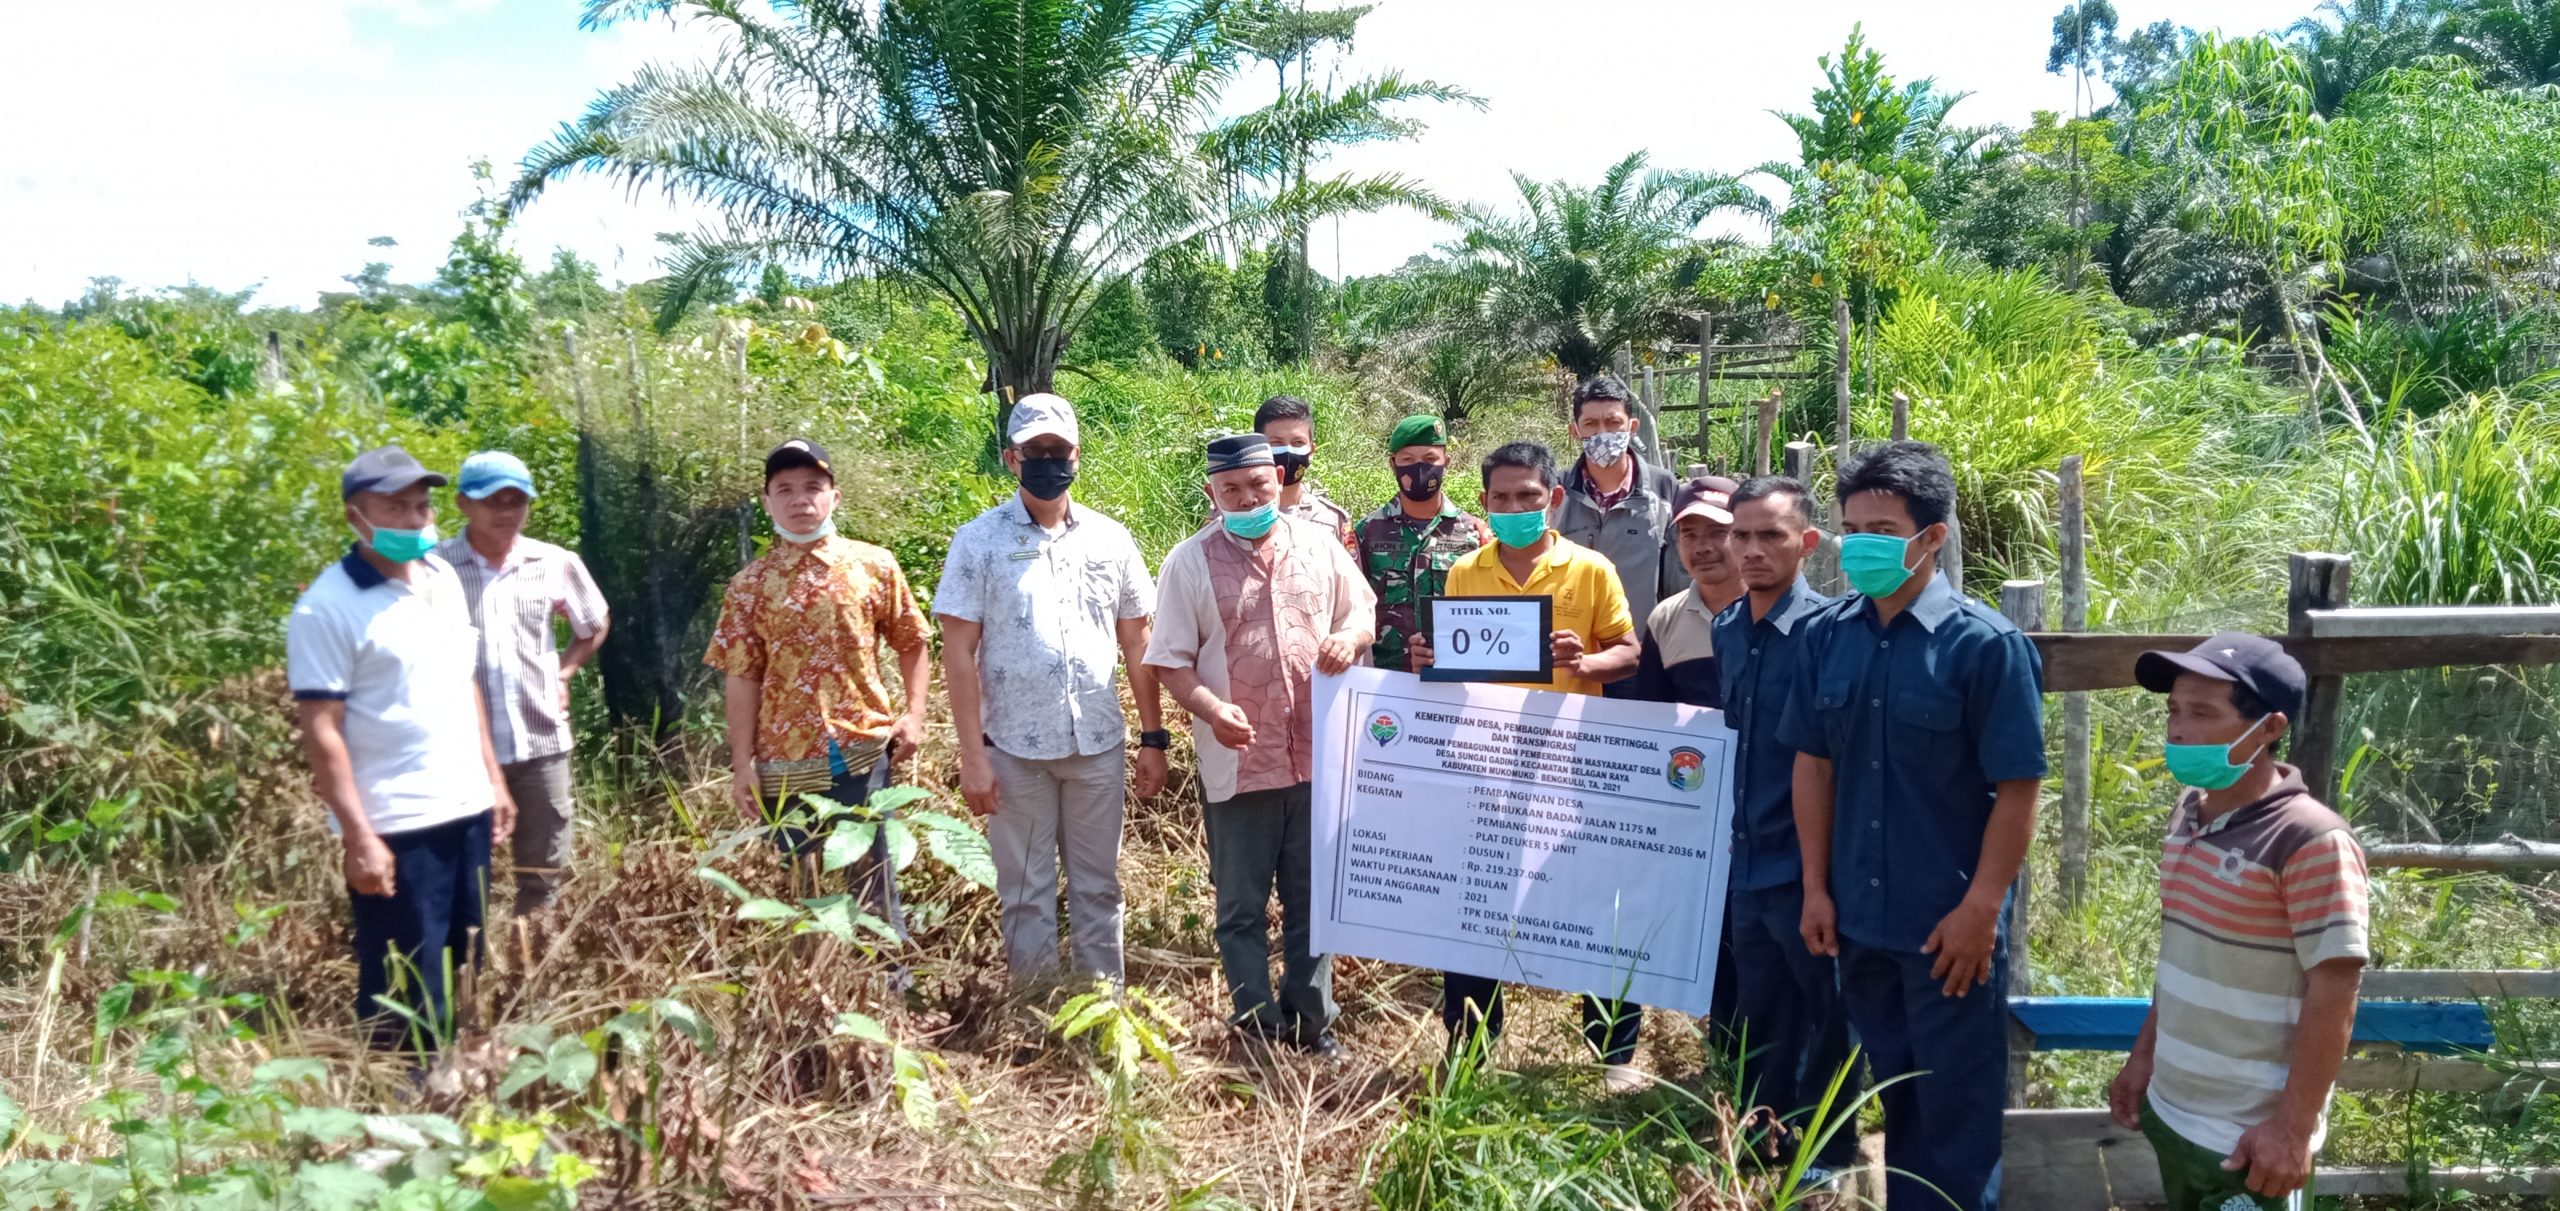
1581, 431, 1634, 468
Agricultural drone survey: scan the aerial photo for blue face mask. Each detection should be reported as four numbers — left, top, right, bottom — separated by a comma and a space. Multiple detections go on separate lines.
1839, 531, 1921, 598
1487, 508, 1548, 548
1221, 501, 1279, 539
2164, 716, 2270, 791
359, 521, 438, 563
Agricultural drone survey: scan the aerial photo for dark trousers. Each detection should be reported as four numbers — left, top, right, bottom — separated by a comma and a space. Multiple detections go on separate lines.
1439, 973, 1644, 1065
1840, 935, 2011, 1211
350, 811, 492, 1050
1203, 782, 1335, 1042
1730, 882, 1859, 1168
766, 760, 908, 945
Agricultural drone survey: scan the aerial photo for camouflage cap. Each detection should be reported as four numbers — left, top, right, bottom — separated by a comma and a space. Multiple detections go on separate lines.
1387, 414, 1448, 453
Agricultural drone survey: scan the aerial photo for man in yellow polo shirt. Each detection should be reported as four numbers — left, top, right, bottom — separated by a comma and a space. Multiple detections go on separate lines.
1408, 439, 1646, 1088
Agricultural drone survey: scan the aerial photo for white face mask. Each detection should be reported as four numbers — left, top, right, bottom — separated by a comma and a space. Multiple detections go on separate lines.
775, 517, 835, 545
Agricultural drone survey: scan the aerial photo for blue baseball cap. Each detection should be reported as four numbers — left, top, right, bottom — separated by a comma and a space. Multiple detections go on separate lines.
341, 446, 448, 500
457, 451, 538, 500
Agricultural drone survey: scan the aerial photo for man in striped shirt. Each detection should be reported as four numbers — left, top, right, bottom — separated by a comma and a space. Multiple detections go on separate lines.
438, 452, 612, 921
2109, 634, 2369, 1209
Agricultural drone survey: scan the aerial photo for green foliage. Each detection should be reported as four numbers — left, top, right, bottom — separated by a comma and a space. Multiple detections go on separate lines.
2328, 395, 2560, 605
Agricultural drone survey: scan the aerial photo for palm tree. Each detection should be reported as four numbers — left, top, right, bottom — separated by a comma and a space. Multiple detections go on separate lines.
514, 0, 1430, 409
2443, 0, 2560, 87
2287, 0, 2449, 115
1447, 152, 1770, 380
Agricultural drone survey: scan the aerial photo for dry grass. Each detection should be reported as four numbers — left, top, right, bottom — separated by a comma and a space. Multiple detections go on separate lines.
0, 672, 1739, 1209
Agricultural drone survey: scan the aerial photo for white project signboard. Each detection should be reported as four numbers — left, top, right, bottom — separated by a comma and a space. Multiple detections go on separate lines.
1310, 667, 1737, 1016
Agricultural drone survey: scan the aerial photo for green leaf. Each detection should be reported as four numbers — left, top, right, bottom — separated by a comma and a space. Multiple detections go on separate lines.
394, 1113, 467, 1147
920, 817, 998, 889
834, 1011, 891, 1046
694, 867, 753, 901
281, 1105, 368, 1144
881, 819, 918, 872
0, 1085, 22, 1150
802, 896, 896, 944
482, 1175, 552, 1211
868, 785, 932, 815
363, 1114, 430, 1149
254, 1056, 331, 1086
496, 1055, 548, 1101
292, 1161, 390, 1211
134, 892, 178, 914
652, 997, 714, 1054
735, 897, 804, 922
545, 1036, 598, 1093
821, 820, 868, 874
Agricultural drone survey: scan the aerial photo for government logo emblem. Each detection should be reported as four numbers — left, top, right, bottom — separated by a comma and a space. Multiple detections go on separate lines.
1667, 746, 1707, 793
1369, 711, 1402, 747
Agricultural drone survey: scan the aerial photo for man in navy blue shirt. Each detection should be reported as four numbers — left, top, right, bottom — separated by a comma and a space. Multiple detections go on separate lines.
1781, 441, 2047, 1211
1711, 475, 1854, 1182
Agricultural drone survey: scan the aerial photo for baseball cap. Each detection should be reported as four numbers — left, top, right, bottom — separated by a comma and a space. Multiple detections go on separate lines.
1008, 393, 1080, 446
457, 451, 537, 500
2135, 632, 2306, 720
1671, 474, 1739, 525
340, 446, 448, 500
764, 438, 833, 483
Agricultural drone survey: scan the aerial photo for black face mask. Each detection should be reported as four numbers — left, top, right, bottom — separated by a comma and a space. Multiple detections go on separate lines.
1273, 448, 1312, 486
1019, 457, 1077, 502
1395, 461, 1446, 503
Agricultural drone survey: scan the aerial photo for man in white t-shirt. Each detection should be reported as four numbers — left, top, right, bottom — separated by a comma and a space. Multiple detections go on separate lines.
288, 446, 515, 1051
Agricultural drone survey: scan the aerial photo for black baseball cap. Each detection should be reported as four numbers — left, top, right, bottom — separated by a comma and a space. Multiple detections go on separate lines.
764, 438, 833, 484
341, 446, 448, 500
2135, 632, 2305, 720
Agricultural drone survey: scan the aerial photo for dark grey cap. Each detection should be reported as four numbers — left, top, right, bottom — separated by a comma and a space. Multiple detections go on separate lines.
1206, 432, 1274, 475
2135, 631, 2306, 720
341, 446, 448, 500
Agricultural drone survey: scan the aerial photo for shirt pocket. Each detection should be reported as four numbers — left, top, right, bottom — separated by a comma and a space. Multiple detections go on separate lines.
1078, 559, 1122, 620
515, 594, 558, 647
1892, 684, 1963, 733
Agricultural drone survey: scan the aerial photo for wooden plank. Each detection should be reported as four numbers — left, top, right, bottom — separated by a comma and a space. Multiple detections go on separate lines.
1753, 389, 1778, 477
2306, 604, 2560, 638
2003, 1110, 2560, 1208
2058, 455, 2091, 908
2367, 838, 2560, 872
2028, 631, 2560, 692
1695, 312, 1713, 449
2002, 1109, 2163, 1208
2339, 1054, 2560, 1093
2288, 552, 2353, 804
2010, 996, 2496, 1054
2000, 580, 2044, 1110
2359, 969, 2560, 999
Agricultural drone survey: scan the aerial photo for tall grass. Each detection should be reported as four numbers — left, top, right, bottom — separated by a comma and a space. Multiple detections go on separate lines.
2328, 395, 2560, 606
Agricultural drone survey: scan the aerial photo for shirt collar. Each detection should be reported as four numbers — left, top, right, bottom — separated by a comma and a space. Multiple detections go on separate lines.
1566, 456, 1656, 505
1002, 494, 1080, 531
340, 544, 388, 590
1483, 533, 1571, 587
455, 527, 523, 571
2184, 763, 2311, 836
1852, 569, 1960, 632
1762, 577, 1821, 635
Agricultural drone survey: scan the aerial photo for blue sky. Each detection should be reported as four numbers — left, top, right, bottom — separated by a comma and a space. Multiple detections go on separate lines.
0, 0, 2317, 310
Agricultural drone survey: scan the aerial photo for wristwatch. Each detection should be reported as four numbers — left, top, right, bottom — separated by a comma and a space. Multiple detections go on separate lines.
1138, 729, 1173, 751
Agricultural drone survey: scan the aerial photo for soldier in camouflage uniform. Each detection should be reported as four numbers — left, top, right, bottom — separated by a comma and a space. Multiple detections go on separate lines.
1356, 415, 1492, 672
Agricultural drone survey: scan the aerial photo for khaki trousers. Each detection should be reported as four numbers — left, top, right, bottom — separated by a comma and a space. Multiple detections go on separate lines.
985, 745, 1128, 986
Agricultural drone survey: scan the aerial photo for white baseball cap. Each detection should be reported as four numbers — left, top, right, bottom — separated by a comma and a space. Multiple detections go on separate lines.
1007, 393, 1080, 446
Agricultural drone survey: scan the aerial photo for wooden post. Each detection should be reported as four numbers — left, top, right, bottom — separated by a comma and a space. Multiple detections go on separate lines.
732, 335, 755, 566
1833, 291, 1853, 469
1788, 440, 1840, 594
1891, 390, 1911, 442
2288, 552, 2354, 802
1638, 363, 1662, 462
1754, 389, 1779, 478
1940, 508, 1966, 596
1998, 579, 2046, 1110
1697, 312, 1717, 455
2058, 456, 2092, 907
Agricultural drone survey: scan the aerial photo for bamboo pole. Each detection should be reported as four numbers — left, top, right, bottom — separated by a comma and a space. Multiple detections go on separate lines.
1833, 291, 1853, 468
2058, 456, 2091, 906
1696, 312, 1716, 457
1787, 440, 1839, 594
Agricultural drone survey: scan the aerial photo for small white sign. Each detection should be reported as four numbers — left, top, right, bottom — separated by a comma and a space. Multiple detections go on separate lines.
1421, 595, 1553, 683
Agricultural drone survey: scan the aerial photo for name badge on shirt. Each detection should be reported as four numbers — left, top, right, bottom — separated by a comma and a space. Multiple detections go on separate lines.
1008, 549, 1040, 561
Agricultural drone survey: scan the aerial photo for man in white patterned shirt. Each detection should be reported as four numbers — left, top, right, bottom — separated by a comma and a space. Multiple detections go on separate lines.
436, 451, 611, 921
937, 394, 1166, 990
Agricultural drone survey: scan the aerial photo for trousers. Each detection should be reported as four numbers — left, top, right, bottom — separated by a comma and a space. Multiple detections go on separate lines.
1202, 782, 1335, 1042
1729, 882, 1859, 1168
1839, 934, 2012, 1211
985, 744, 1127, 986
349, 810, 492, 1051
500, 753, 574, 915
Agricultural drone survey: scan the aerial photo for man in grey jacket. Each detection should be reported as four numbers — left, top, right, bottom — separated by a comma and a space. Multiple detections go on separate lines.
1554, 375, 1682, 700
